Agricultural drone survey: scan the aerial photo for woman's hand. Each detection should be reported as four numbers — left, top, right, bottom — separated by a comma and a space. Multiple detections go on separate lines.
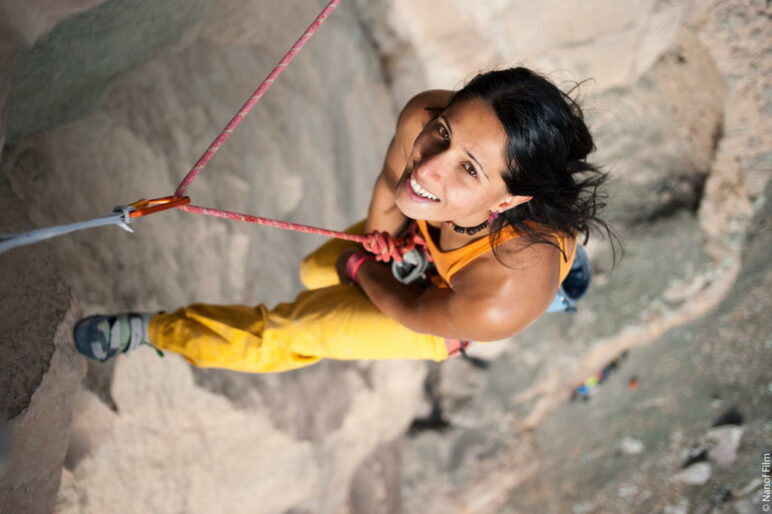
362, 225, 432, 264
363, 231, 404, 262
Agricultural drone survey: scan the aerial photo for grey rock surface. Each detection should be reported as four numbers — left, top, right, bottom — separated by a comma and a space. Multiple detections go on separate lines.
2, 1, 420, 513
0, 166, 85, 514
0, 0, 769, 513
356, 0, 770, 512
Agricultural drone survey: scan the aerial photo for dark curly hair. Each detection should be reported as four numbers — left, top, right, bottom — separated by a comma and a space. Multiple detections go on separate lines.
448, 67, 619, 265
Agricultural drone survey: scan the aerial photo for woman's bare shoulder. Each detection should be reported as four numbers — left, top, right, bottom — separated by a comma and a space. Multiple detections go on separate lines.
448, 239, 562, 338
394, 90, 453, 156
399, 90, 454, 120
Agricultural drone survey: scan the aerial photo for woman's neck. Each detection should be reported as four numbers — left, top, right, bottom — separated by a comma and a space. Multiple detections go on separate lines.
434, 221, 491, 252
446, 218, 490, 236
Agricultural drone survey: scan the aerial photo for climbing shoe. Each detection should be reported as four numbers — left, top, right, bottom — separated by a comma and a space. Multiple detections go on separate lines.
73, 313, 161, 362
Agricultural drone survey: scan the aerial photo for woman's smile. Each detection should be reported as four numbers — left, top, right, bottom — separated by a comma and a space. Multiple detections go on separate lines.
404, 172, 440, 202
394, 97, 512, 225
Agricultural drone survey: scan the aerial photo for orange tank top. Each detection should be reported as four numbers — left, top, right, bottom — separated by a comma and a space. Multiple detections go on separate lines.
416, 219, 576, 286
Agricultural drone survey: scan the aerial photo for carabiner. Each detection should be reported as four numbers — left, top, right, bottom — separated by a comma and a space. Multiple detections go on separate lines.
128, 196, 190, 219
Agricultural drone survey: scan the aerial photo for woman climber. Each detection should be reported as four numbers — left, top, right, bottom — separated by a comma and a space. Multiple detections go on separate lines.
74, 67, 613, 372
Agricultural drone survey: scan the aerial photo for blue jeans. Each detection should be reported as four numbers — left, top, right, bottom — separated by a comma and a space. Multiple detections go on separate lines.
547, 245, 591, 313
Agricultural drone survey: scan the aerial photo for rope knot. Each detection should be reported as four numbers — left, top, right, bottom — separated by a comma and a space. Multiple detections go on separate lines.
363, 226, 433, 263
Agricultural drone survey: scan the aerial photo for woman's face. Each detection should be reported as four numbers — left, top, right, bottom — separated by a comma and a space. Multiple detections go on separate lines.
394, 97, 517, 226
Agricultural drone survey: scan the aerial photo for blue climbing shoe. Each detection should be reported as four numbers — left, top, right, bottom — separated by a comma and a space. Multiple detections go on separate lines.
73, 313, 160, 362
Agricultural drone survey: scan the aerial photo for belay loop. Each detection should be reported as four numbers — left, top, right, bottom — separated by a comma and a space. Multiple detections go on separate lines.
364, 224, 435, 284
391, 247, 432, 284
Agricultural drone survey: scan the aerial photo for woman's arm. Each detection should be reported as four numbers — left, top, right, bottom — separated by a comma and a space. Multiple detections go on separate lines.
365, 137, 409, 234
365, 90, 453, 234
348, 242, 562, 341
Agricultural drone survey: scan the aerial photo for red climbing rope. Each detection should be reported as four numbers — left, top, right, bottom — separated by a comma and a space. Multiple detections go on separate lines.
0, 0, 421, 259
170, 0, 371, 244
183, 204, 367, 243
170, 0, 418, 260
174, 0, 340, 197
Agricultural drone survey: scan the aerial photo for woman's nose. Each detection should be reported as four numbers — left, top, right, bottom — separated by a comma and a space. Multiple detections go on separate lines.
415, 151, 446, 181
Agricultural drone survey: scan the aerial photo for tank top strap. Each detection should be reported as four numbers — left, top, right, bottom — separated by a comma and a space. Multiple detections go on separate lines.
416, 219, 576, 285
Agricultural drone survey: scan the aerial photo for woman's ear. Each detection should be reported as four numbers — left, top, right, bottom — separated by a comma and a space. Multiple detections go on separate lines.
495, 195, 532, 213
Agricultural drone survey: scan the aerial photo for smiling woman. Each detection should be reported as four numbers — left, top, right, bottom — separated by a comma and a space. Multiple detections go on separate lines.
395, 98, 521, 227
74, 67, 615, 372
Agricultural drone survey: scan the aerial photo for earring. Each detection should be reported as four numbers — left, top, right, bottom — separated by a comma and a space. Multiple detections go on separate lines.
487, 211, 500, 224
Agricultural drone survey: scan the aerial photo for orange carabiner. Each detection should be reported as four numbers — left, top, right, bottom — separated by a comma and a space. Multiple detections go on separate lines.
128, 196, 190, 218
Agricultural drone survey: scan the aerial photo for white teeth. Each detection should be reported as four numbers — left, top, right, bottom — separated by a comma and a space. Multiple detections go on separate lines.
410, 176, 438, 200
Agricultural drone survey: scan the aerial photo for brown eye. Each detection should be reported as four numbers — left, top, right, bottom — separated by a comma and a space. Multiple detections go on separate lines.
463, 163, 478, 179
437, 124, 449, 142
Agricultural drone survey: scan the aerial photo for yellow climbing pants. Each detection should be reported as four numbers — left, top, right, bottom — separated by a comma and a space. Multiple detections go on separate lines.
147, 221, 448, 373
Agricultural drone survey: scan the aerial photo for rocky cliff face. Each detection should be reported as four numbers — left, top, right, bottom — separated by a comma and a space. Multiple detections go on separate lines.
0, 1, 769, 513
356, 1, 770, 512
1, 1, 422, 513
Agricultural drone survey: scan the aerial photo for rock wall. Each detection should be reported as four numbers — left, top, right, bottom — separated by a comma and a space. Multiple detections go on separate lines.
0, 1, 421, 513
0, 171, 84, 514
353, 0, 770, 512
0, 2, 104, 512
0, 0, 769, 513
